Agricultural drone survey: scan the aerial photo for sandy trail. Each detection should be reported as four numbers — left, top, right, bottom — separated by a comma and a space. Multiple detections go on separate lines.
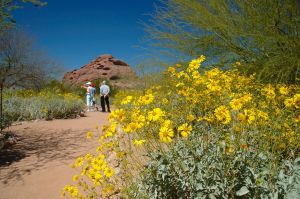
0, 111, 109, 199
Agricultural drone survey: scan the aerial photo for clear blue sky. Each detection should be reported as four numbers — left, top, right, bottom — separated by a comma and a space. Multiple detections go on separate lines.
13, 0, 159, 73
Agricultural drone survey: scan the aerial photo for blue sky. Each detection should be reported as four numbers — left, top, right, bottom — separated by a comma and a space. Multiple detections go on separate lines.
13, 0, 160, 73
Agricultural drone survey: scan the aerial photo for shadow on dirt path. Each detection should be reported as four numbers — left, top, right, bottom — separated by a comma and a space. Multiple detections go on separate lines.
0, 111, 109, 199
0, 128, 87, 184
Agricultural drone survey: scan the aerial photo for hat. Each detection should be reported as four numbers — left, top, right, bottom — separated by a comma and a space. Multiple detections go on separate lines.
86, 81, 92, 85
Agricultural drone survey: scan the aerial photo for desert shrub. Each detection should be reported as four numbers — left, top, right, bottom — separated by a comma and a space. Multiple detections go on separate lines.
63, 56, 300, 198
0, 113, 12, 130
3, 89, 85, 122
129, 138, 300, 198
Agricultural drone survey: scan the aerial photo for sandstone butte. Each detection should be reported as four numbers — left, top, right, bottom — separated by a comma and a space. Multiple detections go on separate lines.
63, 54, 136, 88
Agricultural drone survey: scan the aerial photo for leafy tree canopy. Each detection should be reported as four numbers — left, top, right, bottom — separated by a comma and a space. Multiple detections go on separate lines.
146, 0, 300, 83
0, 0, 46, 30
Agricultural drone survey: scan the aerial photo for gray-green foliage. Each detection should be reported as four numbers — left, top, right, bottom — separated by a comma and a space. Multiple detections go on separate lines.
0, 111, 11, 129
3, 94, 85, 121
129, 138, 300, 199
146, 0, 300, 83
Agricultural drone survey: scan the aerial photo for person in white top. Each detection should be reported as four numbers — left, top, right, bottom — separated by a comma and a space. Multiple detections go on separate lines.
99, 80, 110, 112
81, 81, 93, 112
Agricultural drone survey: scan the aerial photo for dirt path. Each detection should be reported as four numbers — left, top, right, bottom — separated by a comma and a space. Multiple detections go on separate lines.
0, 111, 109, 199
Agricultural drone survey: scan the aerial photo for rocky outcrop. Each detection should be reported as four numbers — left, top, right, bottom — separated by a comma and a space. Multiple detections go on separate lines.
63, 54, 136, 87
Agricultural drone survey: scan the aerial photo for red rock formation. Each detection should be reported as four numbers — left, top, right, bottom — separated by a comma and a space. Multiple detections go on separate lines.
63, 54, 136, 86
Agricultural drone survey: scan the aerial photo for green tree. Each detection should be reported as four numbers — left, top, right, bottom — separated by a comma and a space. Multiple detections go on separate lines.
146, 0, 300, 83
0, 0, 46, 30
0, 0, 46, 131
0, 30, 52, 131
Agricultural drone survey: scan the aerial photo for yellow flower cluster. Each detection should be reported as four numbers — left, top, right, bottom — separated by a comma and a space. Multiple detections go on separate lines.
61, 185, 79, 198
64, 146, 116, 198
285, 94, 300, 108
105, 56, 299, 154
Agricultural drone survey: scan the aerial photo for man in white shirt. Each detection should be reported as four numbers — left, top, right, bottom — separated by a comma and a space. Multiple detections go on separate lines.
99, 80, 110, 112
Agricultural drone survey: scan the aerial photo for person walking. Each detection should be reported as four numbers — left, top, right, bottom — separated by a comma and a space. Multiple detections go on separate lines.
99, 80, 110, 112
81, 81, 93, 112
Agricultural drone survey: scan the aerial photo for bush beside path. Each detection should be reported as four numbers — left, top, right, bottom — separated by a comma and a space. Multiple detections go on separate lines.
0, 111, 109, 199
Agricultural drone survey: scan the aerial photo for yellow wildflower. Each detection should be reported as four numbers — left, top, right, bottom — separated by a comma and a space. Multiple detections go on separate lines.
81, 165, 89, 176
187, 114, 195, 122
72, 175, 79, 182
101, 125, 109, 132
148, 108, 165, 121
104, 131, 113, 138
230, 98, 243, 110
205, 68, 221, 78
104, 167, 115, 178
63, 185, 78, 197
96, 146, 103, 152
295, 113, 300, 123
121, 95, 133, 105
110, 109, 126, 122
84, 153, 92, 161
187, 59, 201, 72
204, 114, 214, 123
207, 80, 221, 92
86, 131, 92, 139
192, 71, 201, 79
257, 110, 269, 121
294, 94, 300, 108
139, 93, 154, 105
162, 119, 172, 128
159, 126, 174, 143
197, 116, 203, 122
214, 106, 231, 124
241, 93, 252, 103
74, 157, 84, 167
178, 123, 192, 138
133, 139, 146, 146
198, 55, 206, 62
136, 115, 146, 128
284, 98, 294, 108
226, 146, 234, 154
176, 82, 185, 88
168, 66, 176, 74
279, 86, 289, 95
237, 109, 256, 124
261, 84, 276, 99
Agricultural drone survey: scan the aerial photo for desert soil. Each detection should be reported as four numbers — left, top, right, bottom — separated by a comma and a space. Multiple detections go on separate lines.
0, 111, 109, 199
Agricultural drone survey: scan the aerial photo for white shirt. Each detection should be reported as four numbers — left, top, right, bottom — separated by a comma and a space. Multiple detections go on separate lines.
100, 84, 110, 96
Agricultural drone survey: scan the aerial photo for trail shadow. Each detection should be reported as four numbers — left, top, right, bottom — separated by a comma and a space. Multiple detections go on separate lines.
0, 149, 26, 167
0, 127, 93, 184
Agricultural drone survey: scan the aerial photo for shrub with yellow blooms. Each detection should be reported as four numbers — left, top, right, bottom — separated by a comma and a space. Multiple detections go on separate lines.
64, 56, 300, 198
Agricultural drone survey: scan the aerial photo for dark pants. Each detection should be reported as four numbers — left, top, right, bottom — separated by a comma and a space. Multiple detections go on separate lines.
100, 95, 110, 112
